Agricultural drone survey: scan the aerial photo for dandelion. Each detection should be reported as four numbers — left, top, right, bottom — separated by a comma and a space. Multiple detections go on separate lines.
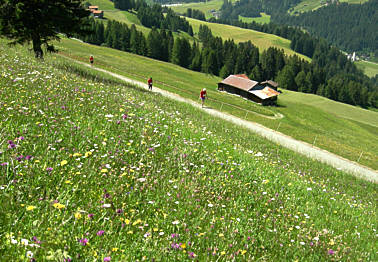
26, 205, 36, 211
74, 212, 82, 219
60, 160, 68, 166
53, 203, 65, 209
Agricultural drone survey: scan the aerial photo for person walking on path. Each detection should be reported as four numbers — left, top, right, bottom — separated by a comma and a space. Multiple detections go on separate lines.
148, 77, 153, 90
89, 55, 94, 65
200, 88, 207, 108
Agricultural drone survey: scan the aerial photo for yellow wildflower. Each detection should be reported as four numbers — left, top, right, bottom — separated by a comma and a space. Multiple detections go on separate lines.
60, 160, 68, 166
26, 205, 36, 211
74, 212, 82, 219
53, 203, 65, 209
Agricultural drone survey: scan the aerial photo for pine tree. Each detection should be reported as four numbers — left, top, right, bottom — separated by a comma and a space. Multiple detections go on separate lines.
0, 0, 90, 58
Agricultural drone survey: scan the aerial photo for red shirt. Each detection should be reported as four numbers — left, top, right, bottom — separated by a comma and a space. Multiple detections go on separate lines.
90, 56, 94, 61
148, 78, 152, 84
200, 90, 206, 98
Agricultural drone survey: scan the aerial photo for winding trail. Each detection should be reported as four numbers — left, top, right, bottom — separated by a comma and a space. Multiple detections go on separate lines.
74, 59, 378, 183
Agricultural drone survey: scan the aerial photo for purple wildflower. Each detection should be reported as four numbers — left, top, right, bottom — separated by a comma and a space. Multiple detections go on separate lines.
328, 249, 335, 255
79, 238, 88, 246
104, 257, 111, 262
25, 155, 32, 160
97, 230, 105, 236
88, 213, 94, 219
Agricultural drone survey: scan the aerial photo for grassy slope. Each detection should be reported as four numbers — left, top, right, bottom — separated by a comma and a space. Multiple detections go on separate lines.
291, 0, 369, 14
1, 42, 377, 261
355, 60, 378, 78
187, 17, 310, 60
169, 0, 224, 19
90, 0, 309, 59
239, 13, 271, 24
53, 38, 378, 170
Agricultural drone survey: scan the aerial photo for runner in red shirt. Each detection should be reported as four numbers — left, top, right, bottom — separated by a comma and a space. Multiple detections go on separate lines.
89, 55, 94, 65
148, 77, 153, 90
200, 88, 207, 108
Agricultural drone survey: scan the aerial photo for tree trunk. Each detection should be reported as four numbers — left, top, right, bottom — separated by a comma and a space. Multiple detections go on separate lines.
32, 35, 43, 59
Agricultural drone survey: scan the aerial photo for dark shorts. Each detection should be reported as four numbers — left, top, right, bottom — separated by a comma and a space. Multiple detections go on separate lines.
201, 97, 205, 101
90, 60, 93, 64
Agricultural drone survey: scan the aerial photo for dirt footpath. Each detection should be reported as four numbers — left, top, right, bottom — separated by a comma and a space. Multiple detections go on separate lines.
73, 59, 378, 183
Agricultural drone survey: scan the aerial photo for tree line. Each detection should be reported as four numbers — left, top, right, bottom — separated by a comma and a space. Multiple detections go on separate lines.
81, 18, 377, 108
272, 0, 378, 55
113, 0, 193, 35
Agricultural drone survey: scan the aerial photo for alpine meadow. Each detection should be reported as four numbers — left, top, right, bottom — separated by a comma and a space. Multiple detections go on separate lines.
0, 0, 377, 261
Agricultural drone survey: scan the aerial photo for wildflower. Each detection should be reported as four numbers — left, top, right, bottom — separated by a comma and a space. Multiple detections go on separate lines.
26, 205, 36, 211
79, 238, 88, 246
21, 239, 29, 246
328, 249, 335, 255
74, 212, 82, 219
97, 230, 105, 236
26, 251, 34, 258
208, 203, 213, 207
53, 203, 65, 209
60, 160, 68, 166
172, 220, 180, 225
46, 167, 53, 172
25, 155, 32, 160
88, 213, 94, 219
101, 169, 108, 173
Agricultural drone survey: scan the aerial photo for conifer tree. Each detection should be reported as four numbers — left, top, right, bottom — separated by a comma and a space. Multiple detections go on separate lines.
0, 0, 90, 58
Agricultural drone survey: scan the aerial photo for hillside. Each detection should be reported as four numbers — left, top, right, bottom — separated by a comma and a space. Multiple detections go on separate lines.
53, 37, 378, 169
89, 0, 309, 59
1, 38, 377, 261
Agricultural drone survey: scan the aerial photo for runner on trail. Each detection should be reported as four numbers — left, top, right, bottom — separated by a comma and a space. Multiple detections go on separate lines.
148, 77, 153, 90
89, 55, 94, 65
200, 88, 207, 108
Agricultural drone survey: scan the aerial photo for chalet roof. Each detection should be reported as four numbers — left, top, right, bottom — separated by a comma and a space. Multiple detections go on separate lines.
260, 80, 279, 88
250, 86, 280, 100
92, 10, 103, 14
234, 74, 249, 79
220, 75, 259, 92
89, 6, 98, 9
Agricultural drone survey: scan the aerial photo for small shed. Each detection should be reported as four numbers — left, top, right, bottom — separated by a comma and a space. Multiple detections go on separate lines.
218, 75, 279, 105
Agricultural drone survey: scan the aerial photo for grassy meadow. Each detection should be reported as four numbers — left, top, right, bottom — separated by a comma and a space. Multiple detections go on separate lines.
169, 0, 224, 19
186, 17, 310, 60
355, 60, 378, 78
239, 13, 271, 24
53, 37, 378, 170
291, 0, 369, 14
1, 39, 377, 261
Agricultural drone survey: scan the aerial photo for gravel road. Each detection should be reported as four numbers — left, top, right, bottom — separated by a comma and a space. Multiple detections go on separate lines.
75, 60, 378, 183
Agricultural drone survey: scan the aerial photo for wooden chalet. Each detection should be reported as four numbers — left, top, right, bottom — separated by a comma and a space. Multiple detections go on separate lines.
88, 6, 104, 18
218, 75, 280, 105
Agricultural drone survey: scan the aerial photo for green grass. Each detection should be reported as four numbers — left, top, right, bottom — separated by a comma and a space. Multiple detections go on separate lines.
239, 13, 271, 24
1, 39, 377, 262
355, 60, 378, 78
291, 0, 369, 14
50, 37, 378, 169
187, 17, 310, 60
169, 0, 225, 19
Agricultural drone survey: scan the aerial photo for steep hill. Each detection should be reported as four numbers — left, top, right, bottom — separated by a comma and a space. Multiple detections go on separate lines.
54, 37, 378, 169
0, 39, 376, 261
